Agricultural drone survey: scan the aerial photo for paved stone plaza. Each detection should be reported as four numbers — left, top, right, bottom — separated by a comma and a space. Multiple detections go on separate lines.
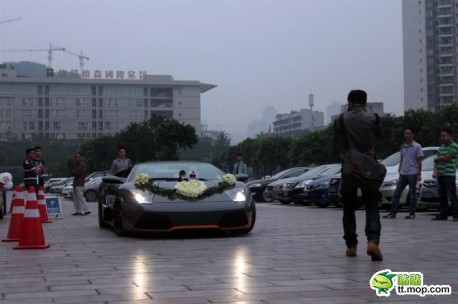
0, 199, 457, 304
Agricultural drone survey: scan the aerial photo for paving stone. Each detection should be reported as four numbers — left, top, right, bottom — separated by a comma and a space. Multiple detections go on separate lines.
0, 201, 456, 303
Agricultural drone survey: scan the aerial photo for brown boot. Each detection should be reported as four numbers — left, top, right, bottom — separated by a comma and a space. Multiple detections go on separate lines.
346, 247, 357, 257
367, 242, 383, 261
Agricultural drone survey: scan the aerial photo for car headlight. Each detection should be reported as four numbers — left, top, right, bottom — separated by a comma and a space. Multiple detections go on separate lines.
131, 190, 152, 204
285, 182, 297, 189
249, 183, 262, 188
295, 179, 312, 189
383, 179, 398, 187
225, 188, 247, 202
313, 181, 330, 190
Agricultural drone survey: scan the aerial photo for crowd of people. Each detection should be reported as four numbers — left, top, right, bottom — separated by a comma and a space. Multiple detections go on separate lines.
334, 89, 458, 262
21, 146, 135, 217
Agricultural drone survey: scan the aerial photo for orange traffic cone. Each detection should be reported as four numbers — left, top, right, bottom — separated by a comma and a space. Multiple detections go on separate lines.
2, 187, 24, 242
37, 186, 52, 223
13, 186, 50, 249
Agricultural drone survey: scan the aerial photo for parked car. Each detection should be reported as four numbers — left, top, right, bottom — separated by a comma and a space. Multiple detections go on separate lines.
62, 182, 73, 199
265, 164, 341, 204
289, 164, 342, 205
84, 177, 103, 202
329, 147, 439, 208
301, 175, 336, 208
381, 147, 439, 174
86, 171, 111, 181
48, 177, 73, 196
44, 178, 67, 193
420, 167, 458, 211
379, 155, 436, 210
247, 167, 310, 202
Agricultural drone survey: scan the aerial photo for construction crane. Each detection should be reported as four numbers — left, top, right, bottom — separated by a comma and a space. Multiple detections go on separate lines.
0, 43, 65, 68
62, 49, 89, 71
0, 17, 22, 25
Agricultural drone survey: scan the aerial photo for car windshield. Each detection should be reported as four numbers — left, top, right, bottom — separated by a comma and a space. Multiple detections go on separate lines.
381, 152, 400, 167
270, 169, 291, 180
317, 165, 341, 177
298, 165, 332, 178
127, 162, 226, 182
270, 168, 298, 180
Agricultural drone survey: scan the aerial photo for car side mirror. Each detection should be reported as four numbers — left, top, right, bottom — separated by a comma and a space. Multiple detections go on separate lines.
235, 174, 249, 183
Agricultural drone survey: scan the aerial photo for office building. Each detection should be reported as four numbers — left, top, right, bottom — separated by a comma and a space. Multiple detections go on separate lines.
273, 109, 324, 136
0, 62, 216, 140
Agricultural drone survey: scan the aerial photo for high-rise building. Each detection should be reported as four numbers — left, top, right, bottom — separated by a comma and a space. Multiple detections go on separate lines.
326, 101, 341, 125
403, 0, 457, 111
0, 63, 216, 140
247, 106, 278, 138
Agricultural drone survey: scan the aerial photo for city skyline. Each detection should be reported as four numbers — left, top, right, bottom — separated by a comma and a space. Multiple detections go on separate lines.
1, 0, 404, 143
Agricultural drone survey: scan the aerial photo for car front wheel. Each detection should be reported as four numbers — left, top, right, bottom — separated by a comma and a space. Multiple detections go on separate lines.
98, 202, 109, 228
234, 203, 256, 234
85, 190, 98, 202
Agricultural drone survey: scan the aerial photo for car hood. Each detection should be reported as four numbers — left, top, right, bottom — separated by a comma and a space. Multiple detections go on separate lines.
268, 174, 335, 186
267, 176, 303, 186
120, 180, 248, 203
308, 176, 332, 186
247, 179, 276, 186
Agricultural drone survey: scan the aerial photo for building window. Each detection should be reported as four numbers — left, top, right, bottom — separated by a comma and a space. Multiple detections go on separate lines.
51, 109, 65, 118
78, 122, 89, 130
53, 121, 61, 130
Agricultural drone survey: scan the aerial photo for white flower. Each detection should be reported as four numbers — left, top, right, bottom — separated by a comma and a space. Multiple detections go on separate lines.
175, 181, 207, 198
221, 174, 237, 185
134, 173, 150, 188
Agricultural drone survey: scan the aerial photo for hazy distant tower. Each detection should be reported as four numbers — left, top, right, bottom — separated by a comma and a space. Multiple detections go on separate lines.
309, 92, 314, 132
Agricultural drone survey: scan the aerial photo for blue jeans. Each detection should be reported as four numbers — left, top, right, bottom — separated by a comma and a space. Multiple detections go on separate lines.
389, 174, 417, 216
342, 174, 381, 247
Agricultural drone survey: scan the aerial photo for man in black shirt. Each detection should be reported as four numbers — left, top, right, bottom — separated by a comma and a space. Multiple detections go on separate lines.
35, 146, 46, 188
23, 148, 40, 190
334, 90, 384, 261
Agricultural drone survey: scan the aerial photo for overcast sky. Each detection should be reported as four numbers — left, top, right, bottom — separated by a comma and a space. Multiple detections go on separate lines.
1, 0, 403, 143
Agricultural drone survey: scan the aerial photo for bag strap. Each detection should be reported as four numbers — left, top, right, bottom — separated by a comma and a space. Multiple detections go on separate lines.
339, 113, 378, 160
339, 114, 350, 151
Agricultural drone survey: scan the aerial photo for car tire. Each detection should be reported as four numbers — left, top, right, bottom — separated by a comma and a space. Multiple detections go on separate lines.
84, 190, 98, 202
279, 199, 292, 205
318, 202, 330, 208
262, 192, 273, 202
98, 202, 109, 229
253, 192, 264, 203
113, 208, 127, 237
235, 203, 256, 234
